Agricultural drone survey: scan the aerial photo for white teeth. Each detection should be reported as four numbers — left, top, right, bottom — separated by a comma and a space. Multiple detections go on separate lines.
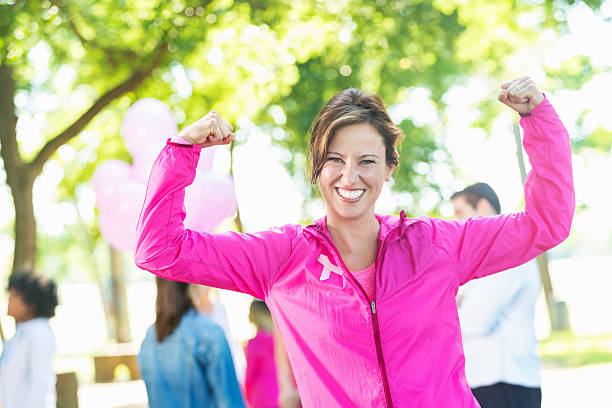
337, 188, 365, 200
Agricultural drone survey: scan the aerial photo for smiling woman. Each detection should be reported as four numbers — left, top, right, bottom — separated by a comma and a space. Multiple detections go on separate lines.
135, 76, 575, 407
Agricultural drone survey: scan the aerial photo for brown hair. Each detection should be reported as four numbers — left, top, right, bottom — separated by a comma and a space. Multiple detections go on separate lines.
451, 182, 501, 215
154, 277, 193, 342
308, 88, 404, 184
249, 299, 274, 331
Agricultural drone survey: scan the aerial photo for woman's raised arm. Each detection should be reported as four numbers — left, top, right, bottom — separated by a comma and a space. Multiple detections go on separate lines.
432, 77, 575, 285
134, 111, 297, 299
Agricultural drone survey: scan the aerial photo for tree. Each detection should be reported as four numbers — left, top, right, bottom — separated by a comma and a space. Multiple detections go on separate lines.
1, 0, 605, 340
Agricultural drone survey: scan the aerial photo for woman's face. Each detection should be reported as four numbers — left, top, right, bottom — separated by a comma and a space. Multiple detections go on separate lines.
319, 123, 394, 223
7, 289, 34, 323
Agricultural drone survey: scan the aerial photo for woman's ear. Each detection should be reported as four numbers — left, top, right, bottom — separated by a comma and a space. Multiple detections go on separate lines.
384, 163, 396, 182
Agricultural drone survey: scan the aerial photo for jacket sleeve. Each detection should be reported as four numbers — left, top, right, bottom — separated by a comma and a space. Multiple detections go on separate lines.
134, 142, 295, 300
432, 97, 575, 285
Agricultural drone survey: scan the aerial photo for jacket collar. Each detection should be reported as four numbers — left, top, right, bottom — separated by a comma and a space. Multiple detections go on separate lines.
306, 210, 421, 244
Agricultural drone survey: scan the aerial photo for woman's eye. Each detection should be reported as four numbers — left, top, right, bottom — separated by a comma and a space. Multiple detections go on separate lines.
327, 157, 343, 163
360, 160, 375, 165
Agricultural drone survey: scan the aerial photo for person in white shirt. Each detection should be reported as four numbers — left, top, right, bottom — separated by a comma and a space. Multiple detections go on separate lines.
452, 183, 542, 408
0, 271, 58, 408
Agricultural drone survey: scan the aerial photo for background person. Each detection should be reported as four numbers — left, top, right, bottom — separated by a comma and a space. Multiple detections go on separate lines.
0, 271, 58, 408
245, 299, 279, 408
189, 283, 247, 385
452, 182, 542, 408
138, 277, 244, 408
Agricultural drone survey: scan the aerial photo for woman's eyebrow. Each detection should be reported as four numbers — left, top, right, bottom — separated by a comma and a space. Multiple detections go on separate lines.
327, 152, 380, 159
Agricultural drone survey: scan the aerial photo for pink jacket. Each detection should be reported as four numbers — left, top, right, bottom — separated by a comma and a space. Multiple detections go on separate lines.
135, 98, 574, 407
245, 330, 279, 408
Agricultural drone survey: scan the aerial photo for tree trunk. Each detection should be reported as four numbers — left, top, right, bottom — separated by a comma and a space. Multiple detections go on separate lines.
11, 175, 36, 272
109, 247, 131, 343
0, 64, 37, 273
513, 122, 570, 332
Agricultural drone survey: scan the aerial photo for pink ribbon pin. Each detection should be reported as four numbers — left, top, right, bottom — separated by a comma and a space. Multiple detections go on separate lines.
318, 254, 343, 281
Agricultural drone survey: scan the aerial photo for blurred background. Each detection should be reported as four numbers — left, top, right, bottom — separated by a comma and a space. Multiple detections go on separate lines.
1, 0, 611, 406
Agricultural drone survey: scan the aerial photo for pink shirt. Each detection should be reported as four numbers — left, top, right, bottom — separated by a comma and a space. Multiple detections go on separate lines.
351, 264, 376, 301
245, 330, 279, 408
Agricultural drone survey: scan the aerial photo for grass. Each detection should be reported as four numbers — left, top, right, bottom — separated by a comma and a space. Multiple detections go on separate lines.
539, 331, 612, 368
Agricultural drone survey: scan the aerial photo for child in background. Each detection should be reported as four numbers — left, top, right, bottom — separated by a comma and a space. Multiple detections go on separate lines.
245, 300, 279, 408
1, 271, 58, 408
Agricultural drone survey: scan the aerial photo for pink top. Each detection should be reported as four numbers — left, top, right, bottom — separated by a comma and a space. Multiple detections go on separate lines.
351, 264, 376, 301
245, 330, 279, 408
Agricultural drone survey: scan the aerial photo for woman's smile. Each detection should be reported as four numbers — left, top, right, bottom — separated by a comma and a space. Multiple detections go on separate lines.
335, 187, 366, 202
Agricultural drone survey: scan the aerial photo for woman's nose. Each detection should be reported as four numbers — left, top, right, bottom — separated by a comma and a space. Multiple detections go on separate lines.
340, 162, 359, 185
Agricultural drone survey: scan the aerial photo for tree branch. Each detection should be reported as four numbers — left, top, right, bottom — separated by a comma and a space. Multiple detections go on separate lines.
51, 0, 138, 65
30, 44, 167, 176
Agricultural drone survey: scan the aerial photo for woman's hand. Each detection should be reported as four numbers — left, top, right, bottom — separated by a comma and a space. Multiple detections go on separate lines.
177, 110, 234, 148
498, 76, 544, 115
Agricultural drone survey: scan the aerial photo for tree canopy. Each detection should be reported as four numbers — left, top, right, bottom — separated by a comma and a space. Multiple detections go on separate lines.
0, 0, 608, 278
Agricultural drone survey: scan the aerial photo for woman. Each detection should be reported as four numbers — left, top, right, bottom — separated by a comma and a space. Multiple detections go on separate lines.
245, 300, 279, 408
138, 277, 244, 408
135, 76, 574, 407
1, 271, 58, 408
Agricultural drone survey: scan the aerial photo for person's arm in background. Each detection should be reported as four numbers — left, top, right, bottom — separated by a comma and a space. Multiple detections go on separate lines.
198, 325, 245, 408
458, 261, 538, 337
25, 329, 56, 408
433, 77, 575, 285
274, 326, 300, 408
135, 110, 296, 300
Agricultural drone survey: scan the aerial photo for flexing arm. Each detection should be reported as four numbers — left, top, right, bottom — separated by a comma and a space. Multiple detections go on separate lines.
135, 111, 295, 299
434, 77, 575, 285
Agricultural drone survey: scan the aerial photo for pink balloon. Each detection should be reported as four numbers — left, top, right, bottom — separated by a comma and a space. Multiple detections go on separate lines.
131, 144, 163, 183
96, 179, 146, 252
197, 146, 216, 174
91, 160, 134, 214
98, 211, 137, 252
184, 172, 237, 232
121, 98, 177, 160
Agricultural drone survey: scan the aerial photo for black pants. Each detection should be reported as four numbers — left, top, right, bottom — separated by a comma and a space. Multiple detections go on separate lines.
472, 382, 541, 408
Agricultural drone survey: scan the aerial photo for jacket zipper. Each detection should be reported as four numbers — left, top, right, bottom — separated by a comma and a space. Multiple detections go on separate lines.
320, 231, 394, 408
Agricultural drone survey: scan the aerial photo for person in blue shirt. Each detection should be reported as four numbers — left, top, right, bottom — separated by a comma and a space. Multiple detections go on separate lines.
138, 277, 245, 408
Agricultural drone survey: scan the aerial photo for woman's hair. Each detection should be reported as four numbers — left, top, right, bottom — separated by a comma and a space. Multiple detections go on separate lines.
308, 88, 404, 184
8, 271, 58, 318
154, 277, 193, 342
250, 299, 274, 331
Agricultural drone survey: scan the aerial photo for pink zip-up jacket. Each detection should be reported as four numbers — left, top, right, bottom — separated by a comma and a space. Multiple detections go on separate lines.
135, 97, 574, 407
